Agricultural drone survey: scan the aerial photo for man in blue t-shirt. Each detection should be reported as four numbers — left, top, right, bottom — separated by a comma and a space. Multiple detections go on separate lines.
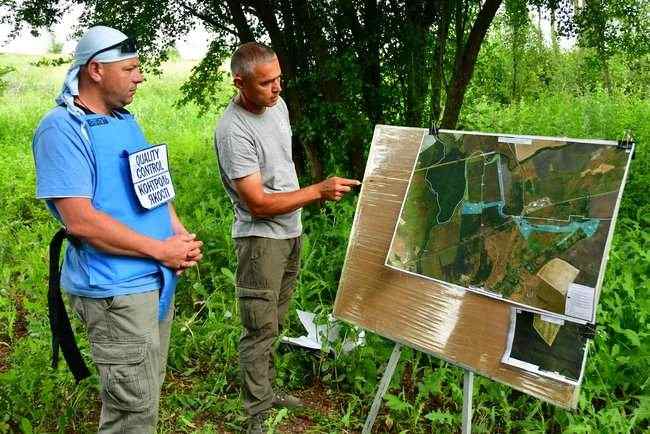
32, 26, 202, 433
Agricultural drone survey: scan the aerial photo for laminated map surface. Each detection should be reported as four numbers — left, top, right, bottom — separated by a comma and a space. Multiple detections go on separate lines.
386, 131, 633, 322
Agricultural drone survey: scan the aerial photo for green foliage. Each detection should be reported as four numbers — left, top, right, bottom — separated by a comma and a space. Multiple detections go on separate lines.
48, 36, 63, 55
0, 63, 13, 96
575, 0, 650, 59
3, 0, 538, 180
30, 56, 71, 68
571, 0, 650, 94
0, 41, 648, 434
176, 40, 231, 114
6, 1, 649, 182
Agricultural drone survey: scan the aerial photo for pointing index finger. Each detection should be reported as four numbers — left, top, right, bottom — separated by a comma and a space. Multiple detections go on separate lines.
340, 178, 361, 186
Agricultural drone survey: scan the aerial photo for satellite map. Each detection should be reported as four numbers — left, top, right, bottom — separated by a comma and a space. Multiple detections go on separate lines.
387, 131, 632, 321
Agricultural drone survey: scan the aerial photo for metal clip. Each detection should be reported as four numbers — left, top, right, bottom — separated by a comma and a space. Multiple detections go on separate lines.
579, 322, 597, 340
617, 131, 635, 159
429, 123, 438, 137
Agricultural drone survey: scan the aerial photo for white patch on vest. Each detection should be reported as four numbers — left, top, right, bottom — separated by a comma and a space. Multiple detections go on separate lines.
128, 144, 176, 209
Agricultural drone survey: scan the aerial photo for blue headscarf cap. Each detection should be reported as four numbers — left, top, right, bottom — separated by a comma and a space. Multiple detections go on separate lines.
56, 26, 138, 116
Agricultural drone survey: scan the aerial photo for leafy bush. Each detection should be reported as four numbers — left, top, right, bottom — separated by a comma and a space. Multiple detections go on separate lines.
30, 56, 70, 68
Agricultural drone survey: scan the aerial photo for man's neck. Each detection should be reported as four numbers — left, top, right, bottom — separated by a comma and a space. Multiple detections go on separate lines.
76, 87, 112, 116
235, 93, 265, 115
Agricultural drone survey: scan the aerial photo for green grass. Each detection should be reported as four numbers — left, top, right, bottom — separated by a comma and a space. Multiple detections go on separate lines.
0, 53, 648, 433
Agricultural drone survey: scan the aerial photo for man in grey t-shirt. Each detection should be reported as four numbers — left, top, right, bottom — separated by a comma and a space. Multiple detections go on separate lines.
214, 42, 359, 434
216, 91, 301, 239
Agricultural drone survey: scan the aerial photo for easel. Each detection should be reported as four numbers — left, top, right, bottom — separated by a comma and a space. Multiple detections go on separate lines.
362, 343, 475, 434
363, 123, 478, 434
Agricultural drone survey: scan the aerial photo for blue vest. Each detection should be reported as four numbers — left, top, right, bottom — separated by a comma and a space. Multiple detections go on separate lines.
77, 110, 177, 319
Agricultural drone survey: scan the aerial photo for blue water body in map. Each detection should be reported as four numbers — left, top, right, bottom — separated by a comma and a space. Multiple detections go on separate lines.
462, 200, 505, 215
512, 216, 600, 239
461, 199, 599, 239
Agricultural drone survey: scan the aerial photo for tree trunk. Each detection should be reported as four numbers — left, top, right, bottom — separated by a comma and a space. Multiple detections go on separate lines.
430, 0, 451, 126
286, 92, 324, 181
347, 131, 367, 181
511, 25, 519, 101
404, 0, 434, 127
337, 0, 382, 127
249, 0, 325, 181
441, 0, 502, 128
363, 0, 382, 125
284, 80, 324, 181
550, 7, 559, 51
537, 5, 543, 42
226, 0, 255, 42
602, 57, 613, 95
512, 47, 518, 101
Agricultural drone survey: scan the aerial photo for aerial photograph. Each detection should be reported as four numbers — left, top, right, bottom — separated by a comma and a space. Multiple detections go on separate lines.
387, 131, 631, 320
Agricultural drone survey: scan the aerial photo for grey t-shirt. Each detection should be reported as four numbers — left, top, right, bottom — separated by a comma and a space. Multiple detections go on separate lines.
214, 97, 302, 239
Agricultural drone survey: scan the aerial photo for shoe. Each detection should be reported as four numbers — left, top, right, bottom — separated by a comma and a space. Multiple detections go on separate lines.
272, 391, 304, 409
246, 410, 268, 434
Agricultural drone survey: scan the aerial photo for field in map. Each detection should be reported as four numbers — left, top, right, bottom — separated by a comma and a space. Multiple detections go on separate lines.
387, 131, 631, 320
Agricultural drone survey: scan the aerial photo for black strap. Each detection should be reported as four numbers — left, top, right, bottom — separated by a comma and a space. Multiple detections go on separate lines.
48, 228, 91, 382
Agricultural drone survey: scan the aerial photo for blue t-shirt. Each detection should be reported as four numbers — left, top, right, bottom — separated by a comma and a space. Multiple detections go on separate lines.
32, 106, 161, 297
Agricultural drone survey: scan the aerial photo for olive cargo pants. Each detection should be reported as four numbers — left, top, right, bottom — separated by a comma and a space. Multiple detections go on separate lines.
234, 236, 302, 416
69, 291, 173, 433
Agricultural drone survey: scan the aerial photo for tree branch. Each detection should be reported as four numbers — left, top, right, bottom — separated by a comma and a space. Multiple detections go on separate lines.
177, 1, 238, 36
442, 0, 503, 127
225, 0, 255, 42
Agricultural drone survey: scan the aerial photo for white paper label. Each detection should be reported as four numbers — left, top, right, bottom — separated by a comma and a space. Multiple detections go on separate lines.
540, 314, 565, 325
565, 283, 595, 321
498, 136, 533, 145
128, 144, 176, 209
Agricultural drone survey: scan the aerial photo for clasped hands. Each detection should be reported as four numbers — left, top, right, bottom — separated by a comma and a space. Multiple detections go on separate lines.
157, 233, 203, 276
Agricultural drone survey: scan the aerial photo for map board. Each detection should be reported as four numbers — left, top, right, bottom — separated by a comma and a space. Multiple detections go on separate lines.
334, 125, 632, 409
386, 131, 633, 322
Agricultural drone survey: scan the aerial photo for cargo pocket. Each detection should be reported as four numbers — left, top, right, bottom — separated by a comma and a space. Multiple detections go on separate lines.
91, 339, 151, 412
237, 288, 274, 331
235, 237, 269, 289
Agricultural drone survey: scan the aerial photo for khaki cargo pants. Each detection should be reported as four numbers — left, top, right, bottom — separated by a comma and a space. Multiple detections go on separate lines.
69, 290, 173, 434
234, 236, 301, 416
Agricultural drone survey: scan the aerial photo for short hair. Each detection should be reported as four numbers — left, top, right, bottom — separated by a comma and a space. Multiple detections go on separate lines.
230, 42, 276, 77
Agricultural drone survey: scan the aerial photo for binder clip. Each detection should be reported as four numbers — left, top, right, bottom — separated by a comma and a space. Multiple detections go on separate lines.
617, 131, 635, 159
429, 122, 439, 138
578, 322, 597, 340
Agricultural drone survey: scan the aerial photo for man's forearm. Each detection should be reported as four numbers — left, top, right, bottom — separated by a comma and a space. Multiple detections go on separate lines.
250, 185, 321, 217
60, 204, 163, 259
235, 173, 359, 217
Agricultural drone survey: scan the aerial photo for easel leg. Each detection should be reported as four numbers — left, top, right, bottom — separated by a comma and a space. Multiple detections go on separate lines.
362, 343, 402, 434
462, 370, 474, 434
